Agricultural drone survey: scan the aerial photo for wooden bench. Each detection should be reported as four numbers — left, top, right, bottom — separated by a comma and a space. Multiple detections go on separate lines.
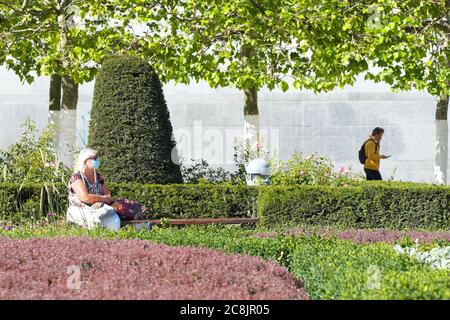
121, 217, 259, 227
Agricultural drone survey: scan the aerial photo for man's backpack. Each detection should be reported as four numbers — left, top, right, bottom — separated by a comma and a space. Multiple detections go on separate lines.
358, 139, 377, 164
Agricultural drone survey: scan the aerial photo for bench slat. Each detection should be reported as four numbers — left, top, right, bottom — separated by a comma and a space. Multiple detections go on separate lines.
121, 217, 258, 227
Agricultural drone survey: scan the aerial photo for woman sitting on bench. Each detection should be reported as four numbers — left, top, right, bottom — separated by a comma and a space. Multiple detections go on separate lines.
66, 148, 121, 230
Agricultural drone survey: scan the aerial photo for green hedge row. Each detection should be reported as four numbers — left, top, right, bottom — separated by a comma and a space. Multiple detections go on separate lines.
1, 181, 450, 230
0, 183, 258, 223
107, 183, 258, 218
0, 183, 68, 222
258, 183, 450, 230
289, 236, 450, 300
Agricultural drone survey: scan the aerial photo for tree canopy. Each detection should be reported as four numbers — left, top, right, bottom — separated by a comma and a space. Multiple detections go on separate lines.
0, 0, 143, 83
347, 0, 449, 96
120, 0, 373, 92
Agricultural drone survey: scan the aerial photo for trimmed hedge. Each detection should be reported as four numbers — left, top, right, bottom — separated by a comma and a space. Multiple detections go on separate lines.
0, 183, 258, 223
0, 183, 68, 222
1, 181, 450, 230
107, 183, 258, 218
88, 55, 182, 184
258, 183, 450, 230
290, 236, 450, 300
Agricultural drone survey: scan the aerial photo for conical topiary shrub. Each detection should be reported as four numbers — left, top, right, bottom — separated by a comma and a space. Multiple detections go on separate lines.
88, 55, 183, 183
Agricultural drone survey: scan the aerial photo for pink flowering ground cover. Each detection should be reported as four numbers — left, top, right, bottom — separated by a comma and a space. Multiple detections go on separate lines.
255, 227, 450, 244
0, 237, 309, 300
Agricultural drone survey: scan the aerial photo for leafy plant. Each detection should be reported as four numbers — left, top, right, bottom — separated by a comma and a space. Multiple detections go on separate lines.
0, 182, 258, 225
258, 183, 450, 230
0, 119, 71, 224
180, 159, 232, 184
0, 118, 70, 184
270, 152, 364, 186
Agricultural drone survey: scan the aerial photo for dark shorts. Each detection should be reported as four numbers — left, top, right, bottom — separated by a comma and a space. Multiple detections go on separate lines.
364, 169, 382, 181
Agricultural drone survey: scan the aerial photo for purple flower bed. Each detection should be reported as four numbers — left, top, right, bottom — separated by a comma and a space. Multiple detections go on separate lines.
255, 228, 450, 244
0, 237, 309, 300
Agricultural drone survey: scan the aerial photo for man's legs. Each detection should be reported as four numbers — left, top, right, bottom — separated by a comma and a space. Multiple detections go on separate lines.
364, 169, 382, 181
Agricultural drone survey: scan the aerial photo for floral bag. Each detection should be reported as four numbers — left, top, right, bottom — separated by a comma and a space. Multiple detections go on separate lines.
111, 198, 146, 220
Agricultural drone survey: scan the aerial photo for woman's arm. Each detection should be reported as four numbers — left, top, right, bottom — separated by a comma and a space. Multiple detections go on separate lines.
102, 183, 114, 205
71, 179, 112, 204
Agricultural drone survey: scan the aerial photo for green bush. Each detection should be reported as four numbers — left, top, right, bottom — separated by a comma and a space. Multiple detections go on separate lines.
290, 236, 450, 300
0, 183, 258, 224
2, 181, 450, 230
179, 159, 233, 184
0, 118, 71, 184
270, 152, 364, 187
0, 183, 68, 224
0, 119, 71, 225
107, 183, 258, 218
258, 183, 450, 230
88, 55, 182, 184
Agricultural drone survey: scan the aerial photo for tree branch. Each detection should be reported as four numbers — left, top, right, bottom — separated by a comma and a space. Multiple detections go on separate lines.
405, 16, 449, 35
248, 0, 265, 15
436, 21, 450, 33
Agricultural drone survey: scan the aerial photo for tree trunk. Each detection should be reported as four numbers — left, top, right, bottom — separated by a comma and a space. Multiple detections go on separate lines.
435, 2, 449, 184
49, 74, 62, 153
241, 45, 260, 153
435, 94, 449, 185
244, 87, 259, 151
59, 74, 78, 166
56, 0, 78, 166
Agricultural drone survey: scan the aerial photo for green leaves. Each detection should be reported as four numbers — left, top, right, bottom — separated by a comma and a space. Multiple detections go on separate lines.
0, 0, 153, 84
129, 0, 381, 92
2, 0, 447, 97
280, 81, 289, 92
258, 183, 450, 230
0, 118, 71, 186
88, 55, 183, 184
357, 0, 449, 96
1, 223, 448, 300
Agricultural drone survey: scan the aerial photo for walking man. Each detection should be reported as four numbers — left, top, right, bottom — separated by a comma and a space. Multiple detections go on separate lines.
363, 127, 390, 180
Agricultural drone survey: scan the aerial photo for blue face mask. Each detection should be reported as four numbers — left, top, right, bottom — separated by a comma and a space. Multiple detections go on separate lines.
91, 159, 100, 170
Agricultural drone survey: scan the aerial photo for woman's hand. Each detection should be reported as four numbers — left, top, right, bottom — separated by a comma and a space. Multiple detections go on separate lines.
103, 195, 114, 205
92, 202, 104, 209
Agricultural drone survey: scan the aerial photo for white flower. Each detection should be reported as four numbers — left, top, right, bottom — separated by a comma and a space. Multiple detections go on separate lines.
393, 244, 404, 254
394, 245, 450, 270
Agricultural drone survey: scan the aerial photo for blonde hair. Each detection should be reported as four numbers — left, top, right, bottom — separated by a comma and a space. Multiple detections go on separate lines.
74, 148, 97, 175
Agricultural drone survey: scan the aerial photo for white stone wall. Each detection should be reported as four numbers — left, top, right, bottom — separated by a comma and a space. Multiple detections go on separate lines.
0, 67, 439, 183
